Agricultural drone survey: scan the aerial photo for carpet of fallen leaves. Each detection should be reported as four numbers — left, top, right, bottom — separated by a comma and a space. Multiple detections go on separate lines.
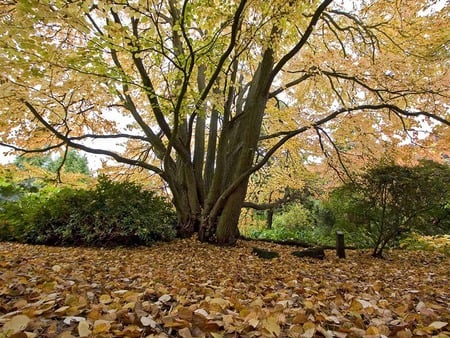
0, 238, 449, 338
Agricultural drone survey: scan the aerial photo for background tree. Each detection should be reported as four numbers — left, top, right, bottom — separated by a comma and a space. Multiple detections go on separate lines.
330, 161, 450, 257
1, 152, 93, 206
15, 150, 90, 176
0, 0, 449, 244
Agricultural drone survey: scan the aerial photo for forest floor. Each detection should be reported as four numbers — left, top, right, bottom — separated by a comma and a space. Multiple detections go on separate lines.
0, 237, 449, 337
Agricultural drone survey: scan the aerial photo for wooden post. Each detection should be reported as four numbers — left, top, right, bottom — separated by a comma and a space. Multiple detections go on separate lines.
266, 208, 274, 229
336, 231, 346, 258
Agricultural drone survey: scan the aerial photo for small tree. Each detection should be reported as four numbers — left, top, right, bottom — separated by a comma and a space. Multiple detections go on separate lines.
331, 161, 450, 257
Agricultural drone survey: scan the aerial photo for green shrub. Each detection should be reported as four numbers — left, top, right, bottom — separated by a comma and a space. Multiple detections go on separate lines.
400, 233, 450, 256
328, 161, 450, 257
248, 223, 327, 245
247, 202, 339, 246
0, 176, 176, 246
247, 217, 373, 248
273, 204, 314, 230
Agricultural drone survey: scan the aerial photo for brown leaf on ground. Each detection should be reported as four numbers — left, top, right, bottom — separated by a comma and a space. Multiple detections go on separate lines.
0, 238, 449, 337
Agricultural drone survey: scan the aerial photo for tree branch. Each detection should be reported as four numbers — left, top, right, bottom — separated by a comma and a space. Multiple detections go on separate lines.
270, 0, 333, 81
21, 100, 167, 178
0, 142, 65, 153
269, 72, 314, 98
194, 0, 248, 110
215, 102, 449, 217
243, 191, 300, 210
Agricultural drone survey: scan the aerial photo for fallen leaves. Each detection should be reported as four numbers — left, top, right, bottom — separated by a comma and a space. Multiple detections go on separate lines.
2, 314, 30, 335
0, 238, 449, 337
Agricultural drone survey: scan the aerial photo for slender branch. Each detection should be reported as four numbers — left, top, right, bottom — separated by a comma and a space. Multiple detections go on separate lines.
68, 133, 149, 141
262, 103, 449, 142
315, 126, 354, 182
269, 72, 314, 98
0, 142, 65, 153
54, 145, 69, 183
270, 0, 333, 81
194, 0, 248, 110
315, 126, 347, 182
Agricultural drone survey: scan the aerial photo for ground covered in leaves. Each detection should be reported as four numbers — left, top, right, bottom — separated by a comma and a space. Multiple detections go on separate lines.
0, 238, 449, 338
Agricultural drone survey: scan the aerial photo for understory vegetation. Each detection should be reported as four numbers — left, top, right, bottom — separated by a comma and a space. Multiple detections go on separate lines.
0, 175, 176, 246
243, 161, 450, 256
0, 159, 449, 256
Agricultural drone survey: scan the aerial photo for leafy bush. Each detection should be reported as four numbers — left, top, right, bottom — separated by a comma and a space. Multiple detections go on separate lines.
400, 233, 450, 256
272, 204, 314, 230
0, 176, 176, 246
329, 161, 450, 257
248, 222, 373, 248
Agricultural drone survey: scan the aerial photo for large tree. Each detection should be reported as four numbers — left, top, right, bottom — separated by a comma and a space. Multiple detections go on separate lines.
0, 0, 449, 244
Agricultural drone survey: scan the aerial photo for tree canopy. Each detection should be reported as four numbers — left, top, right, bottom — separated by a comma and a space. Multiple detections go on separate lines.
0, 0, 449, 244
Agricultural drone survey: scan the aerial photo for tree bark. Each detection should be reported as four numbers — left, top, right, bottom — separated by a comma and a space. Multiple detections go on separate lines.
198, 48, 275, 244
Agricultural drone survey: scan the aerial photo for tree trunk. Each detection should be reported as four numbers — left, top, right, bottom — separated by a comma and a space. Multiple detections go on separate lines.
199, 50, 275, 244
170, 146, 202, 237
176, 205, 200, 237
215, 180, 247, 244
171, 170, 201, 237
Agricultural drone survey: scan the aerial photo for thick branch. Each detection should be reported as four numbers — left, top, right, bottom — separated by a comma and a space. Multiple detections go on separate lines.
22, 101, 166, 178
213, 103, 449, 219
242, 192, 299, 210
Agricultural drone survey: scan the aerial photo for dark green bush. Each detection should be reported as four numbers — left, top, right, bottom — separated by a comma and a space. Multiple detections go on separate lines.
0, 176, 176, 246
328, 161, 450, 257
